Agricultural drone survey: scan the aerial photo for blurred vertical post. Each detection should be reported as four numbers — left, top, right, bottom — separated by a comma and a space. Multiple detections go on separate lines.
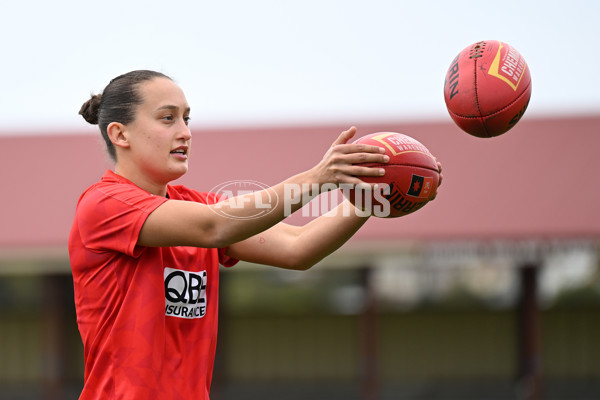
41, 274, 65, 400
516, 264, 542, 400
359, 266, 379, 400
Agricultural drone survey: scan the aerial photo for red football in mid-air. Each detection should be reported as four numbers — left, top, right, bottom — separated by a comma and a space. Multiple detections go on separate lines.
444, 40, 532, 138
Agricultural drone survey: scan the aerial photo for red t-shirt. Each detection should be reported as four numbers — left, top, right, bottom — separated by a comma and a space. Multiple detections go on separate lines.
69, 170, 237, 400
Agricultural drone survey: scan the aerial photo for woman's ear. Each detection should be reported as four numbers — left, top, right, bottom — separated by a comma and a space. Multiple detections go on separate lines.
107, 122, 130, 150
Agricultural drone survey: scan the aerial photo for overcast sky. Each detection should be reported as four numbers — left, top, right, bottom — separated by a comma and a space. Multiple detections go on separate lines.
1, 0, 598, 135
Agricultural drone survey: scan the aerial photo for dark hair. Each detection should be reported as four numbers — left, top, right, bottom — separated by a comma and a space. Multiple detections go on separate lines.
79, 70, 172, 161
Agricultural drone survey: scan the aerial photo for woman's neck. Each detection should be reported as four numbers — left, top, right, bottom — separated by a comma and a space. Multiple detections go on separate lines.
114, 164, 168, 197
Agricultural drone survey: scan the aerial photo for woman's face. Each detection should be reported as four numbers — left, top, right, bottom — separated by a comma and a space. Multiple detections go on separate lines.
124, 77, 192, 185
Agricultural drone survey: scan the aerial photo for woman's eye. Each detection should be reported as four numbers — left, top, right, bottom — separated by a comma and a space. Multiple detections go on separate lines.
163, 115, 174, 122
184, 116, 191, 125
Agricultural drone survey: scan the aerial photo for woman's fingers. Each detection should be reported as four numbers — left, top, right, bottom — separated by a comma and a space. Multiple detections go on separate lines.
330, 126, 358, 146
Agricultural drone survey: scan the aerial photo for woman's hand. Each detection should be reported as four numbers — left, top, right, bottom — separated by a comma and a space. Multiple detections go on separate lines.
308, 126, 389, 187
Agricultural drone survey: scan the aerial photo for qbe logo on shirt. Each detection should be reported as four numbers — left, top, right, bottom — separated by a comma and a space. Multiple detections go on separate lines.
164, 267, 207, 319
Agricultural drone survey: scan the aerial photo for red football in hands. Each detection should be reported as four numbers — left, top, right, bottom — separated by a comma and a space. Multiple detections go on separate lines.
444, 40, 532, 138
345, 132, 440, 218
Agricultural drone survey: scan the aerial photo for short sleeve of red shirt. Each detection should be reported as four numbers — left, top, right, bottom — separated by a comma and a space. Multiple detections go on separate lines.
75, 171, 168, 257
74, 170, 238, 267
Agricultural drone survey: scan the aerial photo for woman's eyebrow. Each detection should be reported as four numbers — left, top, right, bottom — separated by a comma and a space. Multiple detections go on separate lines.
156, 105, 191, 113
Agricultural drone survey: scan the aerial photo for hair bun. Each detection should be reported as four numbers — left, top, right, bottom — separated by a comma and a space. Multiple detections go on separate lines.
78, 94, 102, 125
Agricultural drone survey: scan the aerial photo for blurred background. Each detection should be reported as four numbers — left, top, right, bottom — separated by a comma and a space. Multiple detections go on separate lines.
1, 1, 599, 400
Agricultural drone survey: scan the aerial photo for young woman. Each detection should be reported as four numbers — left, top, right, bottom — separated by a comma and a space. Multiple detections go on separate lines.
69, 70, 438, 400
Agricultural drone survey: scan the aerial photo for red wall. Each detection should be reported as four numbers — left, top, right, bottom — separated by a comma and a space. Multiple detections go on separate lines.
1, 115, 599, 250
